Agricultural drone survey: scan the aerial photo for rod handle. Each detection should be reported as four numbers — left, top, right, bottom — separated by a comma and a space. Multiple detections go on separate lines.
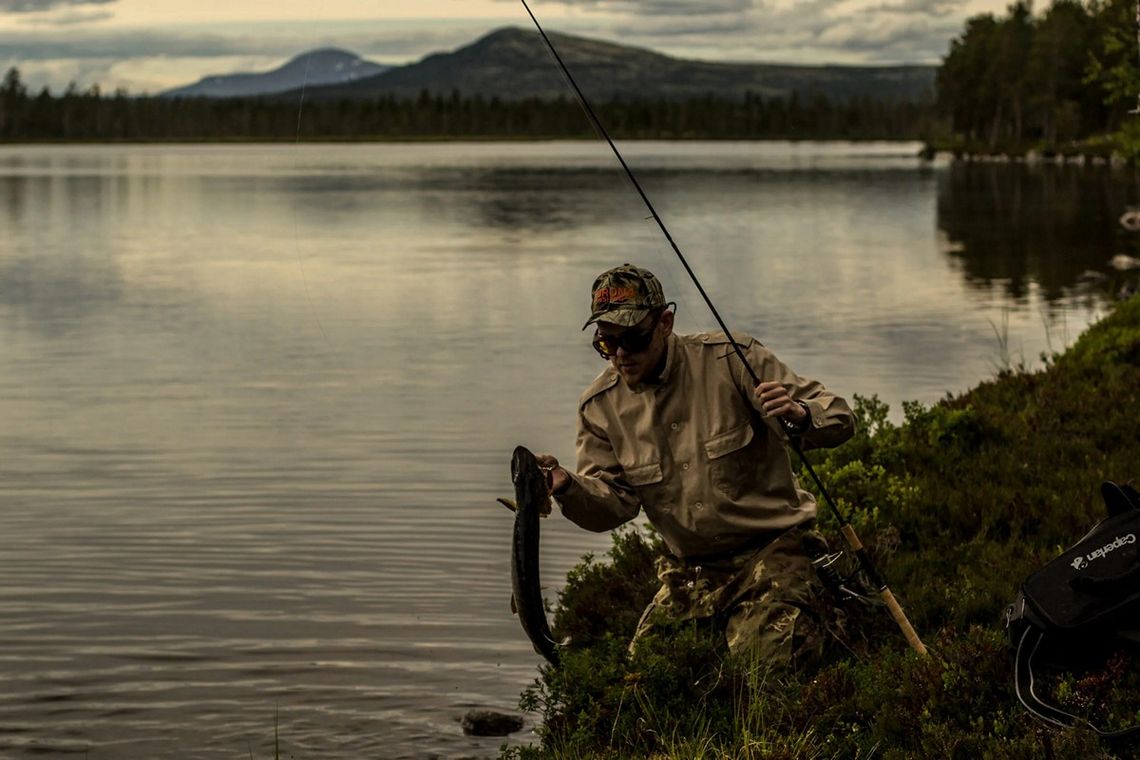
839, 525, 928, 656
879, 587, 928, 656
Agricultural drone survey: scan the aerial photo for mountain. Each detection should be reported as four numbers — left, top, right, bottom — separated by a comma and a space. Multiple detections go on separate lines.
161, 49, 390, 98
294, 27, 936, 104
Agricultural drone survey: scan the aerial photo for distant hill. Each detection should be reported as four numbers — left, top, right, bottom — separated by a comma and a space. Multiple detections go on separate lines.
293, 27, 936, 104
161, 49, 390, 98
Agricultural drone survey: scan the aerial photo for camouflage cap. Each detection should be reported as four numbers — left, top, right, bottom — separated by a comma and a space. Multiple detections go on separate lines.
582, 263, 667, 330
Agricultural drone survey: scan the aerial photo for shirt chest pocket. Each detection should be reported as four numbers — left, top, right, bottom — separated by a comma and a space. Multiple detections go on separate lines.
616, 459, 666, 512
623, 461, 664, 489
705, 422, 756, 500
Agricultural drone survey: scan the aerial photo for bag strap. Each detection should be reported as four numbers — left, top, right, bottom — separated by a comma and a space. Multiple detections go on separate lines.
1014, 627, 1140, 740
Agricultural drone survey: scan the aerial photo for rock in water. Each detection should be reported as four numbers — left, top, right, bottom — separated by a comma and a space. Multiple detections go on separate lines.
460, 709, 525, 736
1110, 254, 1140, 271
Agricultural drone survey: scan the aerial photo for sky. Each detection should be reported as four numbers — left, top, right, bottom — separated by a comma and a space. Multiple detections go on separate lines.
0, 0, 1016, 94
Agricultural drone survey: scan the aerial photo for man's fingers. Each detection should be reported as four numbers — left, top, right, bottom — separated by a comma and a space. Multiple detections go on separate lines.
755, 382, 791, 400
532, 454, 569, 495
756, 381, 794, 417
763, 400, 793, 417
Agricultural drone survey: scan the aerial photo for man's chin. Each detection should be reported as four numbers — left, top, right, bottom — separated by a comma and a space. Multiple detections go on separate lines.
617, 366, 643, 385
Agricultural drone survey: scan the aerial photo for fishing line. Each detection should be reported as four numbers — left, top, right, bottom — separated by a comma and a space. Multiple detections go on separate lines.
529, 21, 680, 300
519, 0, 739, 357
292, 52, 332, 347
518, 0, 928, 655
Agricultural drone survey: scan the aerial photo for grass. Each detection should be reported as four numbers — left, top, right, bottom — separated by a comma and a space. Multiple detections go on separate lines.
503, 295, 1140, 759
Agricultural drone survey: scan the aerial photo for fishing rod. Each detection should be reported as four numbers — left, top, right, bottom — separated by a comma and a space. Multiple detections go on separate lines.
518, 0, 928, 657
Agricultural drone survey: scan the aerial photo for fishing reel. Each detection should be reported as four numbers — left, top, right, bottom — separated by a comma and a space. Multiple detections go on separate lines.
802, 535, 877, 606
811, 550, 876, 605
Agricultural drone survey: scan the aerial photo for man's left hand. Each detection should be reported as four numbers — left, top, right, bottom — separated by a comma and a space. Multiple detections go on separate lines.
534, 452, 571, 495
755, 381, 807, 423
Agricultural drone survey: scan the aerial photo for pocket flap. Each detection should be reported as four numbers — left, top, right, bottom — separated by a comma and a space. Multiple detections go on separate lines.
623, 461, 664, 487
704, 423, 754, 460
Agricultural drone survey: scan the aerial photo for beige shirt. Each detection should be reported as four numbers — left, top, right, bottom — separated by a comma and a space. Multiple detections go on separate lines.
556, 331, 855, 559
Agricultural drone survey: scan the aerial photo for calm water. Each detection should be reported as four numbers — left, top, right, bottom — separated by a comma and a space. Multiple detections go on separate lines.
0, 142, 1136, 759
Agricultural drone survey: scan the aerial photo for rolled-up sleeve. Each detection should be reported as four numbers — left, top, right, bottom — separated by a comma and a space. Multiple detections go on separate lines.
555, 409, 641, 532
740, 341, 855, 450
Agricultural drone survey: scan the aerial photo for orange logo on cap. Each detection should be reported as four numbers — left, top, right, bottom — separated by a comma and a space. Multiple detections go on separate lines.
594, 286, 638, 308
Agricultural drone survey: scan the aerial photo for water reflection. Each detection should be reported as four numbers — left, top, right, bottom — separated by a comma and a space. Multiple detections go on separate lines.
450, 167, 628, 232
0, 249, 123, 334
936, 162, 1140, 300
0, 175, 126, 336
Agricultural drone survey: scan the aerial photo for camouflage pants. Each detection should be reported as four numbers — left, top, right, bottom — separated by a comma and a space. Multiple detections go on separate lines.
631, 526, 840, 672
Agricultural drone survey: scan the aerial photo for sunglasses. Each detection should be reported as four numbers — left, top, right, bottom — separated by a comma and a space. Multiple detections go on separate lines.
592, 310, 664, 359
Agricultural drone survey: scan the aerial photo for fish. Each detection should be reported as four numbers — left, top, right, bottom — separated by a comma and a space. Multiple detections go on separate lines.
503, 445, 560, 666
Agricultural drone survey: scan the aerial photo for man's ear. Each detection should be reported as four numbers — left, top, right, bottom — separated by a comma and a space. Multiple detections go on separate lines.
660, 309, 675, 336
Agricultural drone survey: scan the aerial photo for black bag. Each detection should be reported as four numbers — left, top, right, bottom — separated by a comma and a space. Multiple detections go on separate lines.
1005, 481, 1140, 739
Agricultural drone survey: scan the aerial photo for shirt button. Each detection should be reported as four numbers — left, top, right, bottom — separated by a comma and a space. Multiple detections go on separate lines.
695, 501, 703, 509
670, 422, 679, 431
682, 463, 690, 471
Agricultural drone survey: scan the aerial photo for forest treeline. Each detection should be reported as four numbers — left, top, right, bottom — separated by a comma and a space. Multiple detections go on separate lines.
937, 0, 1139, 153
0, 70, 933, 142
0, 0, 1136, 147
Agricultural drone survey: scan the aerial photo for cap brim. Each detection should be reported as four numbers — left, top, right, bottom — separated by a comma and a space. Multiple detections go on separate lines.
582, 307, 651, 331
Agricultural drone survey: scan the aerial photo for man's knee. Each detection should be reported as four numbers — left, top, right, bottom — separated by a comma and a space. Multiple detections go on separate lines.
727, 599, 830, 670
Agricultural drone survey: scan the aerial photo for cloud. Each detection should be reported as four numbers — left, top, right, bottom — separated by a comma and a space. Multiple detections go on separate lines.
541, 0, 757, 14
817, 15, 959, 55
0, 30, 248, 60
870, 0, 966, 16
0, 0, 114, 12
15, 8, 113, 25
538, 0, 968, 20
0, 23, 495, 62
521, 0, 966, 63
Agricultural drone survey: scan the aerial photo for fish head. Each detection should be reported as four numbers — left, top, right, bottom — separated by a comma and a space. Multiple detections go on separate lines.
511, 446, 551, 506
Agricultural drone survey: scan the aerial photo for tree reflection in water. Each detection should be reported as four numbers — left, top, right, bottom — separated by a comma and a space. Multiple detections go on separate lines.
936, 162, 1140, 301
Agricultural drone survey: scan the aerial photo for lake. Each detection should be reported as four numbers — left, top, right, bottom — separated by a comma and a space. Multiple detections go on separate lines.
0, 142, 1135, 759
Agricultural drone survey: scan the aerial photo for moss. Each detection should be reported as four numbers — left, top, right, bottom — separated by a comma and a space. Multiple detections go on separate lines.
508, 296, 1140, 760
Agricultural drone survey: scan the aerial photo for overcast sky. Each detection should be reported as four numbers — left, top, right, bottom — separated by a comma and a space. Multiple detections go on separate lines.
0, 0, 1014, 94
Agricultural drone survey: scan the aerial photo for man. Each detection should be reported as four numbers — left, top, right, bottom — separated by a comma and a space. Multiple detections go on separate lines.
538, 263, 855, 671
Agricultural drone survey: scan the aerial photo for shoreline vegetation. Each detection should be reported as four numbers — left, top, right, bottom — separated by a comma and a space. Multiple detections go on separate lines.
505, 295, 1140, 760
925, 0, 1139, 166
0, 73, 932, 144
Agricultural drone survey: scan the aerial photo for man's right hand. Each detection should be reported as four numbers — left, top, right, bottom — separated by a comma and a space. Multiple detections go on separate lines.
534, 453, 571, 495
